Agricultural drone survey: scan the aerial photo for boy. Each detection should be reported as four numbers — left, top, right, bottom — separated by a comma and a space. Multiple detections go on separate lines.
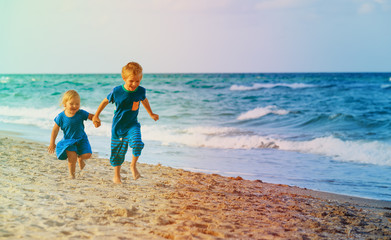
92, 62, 159, 183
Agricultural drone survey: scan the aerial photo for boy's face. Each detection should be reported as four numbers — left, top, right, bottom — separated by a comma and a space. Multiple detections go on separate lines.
123, 73, 142, 91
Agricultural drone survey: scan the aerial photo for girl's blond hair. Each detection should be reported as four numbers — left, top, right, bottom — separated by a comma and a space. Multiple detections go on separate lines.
61, 90, 80, 106
122, 62, 143, 78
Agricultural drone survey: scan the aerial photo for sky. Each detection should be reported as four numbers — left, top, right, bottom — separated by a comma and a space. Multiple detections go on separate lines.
1, 0, 391, 73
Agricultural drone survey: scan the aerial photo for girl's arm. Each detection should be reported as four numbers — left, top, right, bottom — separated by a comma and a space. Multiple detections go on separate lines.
141, 98, 159, 121
48, 123, 60, 154
92, 98, 109, 128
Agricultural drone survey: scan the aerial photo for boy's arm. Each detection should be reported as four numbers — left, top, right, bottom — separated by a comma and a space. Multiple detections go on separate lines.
141, 98, 159, 121
88, 113, 94, 121
92, 98, 109, 128
48, 123, 60, 154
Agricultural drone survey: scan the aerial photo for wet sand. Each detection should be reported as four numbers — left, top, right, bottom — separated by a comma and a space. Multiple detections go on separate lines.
1, 135, 390, 239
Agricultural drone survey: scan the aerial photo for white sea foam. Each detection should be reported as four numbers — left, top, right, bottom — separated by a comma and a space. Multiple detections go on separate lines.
185, 126, 242, 135
0, 106, 111, 136
0, 106, 57, 118
84, 122, 111, 137
141, 125, 279, 149
276, 136, 391, 166
0, 76, 10, 83
237, 106, 289, 121
142, 125, 391, 166
2, 105, 390, 166
0, 106, 59, 129
230, 83, 314, 91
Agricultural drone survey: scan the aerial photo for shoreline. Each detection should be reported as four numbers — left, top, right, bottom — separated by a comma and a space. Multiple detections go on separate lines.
1, 133, 391, 239
1, 129, 390, 203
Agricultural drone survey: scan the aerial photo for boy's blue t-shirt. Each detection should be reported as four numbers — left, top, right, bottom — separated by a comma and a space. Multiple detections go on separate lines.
107, 85, 146, 138
54, 109, 89, 140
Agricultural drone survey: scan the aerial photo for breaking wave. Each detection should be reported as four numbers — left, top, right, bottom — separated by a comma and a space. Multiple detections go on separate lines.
230, 83, 315, 91
237, 106, 289, 120
141, 125, 391, 166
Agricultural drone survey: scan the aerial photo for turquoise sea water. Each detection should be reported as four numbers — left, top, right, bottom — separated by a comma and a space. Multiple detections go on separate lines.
1, 73, 391, 201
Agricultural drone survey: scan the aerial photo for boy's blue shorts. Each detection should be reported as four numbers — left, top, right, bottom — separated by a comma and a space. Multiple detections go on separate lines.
56, 137, 92, 160
110, 123, 144, 167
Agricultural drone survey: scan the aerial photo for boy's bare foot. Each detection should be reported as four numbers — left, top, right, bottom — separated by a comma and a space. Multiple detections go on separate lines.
78, 159, 86, 170
69, 174, 76, 179
113, 165, 122, 184
113, 177, 122, 184
131, 165, 141, 180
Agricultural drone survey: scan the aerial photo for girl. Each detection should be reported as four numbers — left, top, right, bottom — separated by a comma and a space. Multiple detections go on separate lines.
48, 90, 94, 179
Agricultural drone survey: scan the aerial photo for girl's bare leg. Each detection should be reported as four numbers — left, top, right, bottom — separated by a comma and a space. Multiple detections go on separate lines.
78, 153, 91, 170
113, 165, 122, 184
66, 151, 77, 179
130, 155, 140, 180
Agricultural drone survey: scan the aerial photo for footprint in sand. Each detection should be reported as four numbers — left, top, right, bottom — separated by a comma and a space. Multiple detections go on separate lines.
105, 206, 138, 217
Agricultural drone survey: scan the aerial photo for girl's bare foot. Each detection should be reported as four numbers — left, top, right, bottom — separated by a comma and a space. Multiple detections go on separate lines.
69, 173, 76, 179
78, 159, 86, 170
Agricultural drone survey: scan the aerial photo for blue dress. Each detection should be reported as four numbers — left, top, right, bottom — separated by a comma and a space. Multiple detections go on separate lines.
54, 109, 92, 160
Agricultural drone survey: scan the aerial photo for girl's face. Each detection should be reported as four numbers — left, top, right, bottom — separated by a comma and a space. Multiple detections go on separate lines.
64, 97, 80, 115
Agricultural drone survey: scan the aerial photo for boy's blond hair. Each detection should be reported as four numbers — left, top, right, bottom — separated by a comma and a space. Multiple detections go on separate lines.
61, 90, 80, 106
122, 62, 143, 78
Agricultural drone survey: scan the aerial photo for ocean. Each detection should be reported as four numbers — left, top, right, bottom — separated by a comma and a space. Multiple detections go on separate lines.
1, 73, 391, 201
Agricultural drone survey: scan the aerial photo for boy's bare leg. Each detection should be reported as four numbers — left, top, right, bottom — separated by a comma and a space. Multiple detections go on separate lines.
66, 151, 77, 179
113, 165, 122, 184
78, 153, 91, 170
130, 156, 141, 180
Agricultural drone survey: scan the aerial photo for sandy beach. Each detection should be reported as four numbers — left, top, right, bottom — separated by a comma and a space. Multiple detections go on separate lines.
1, 134, 391, 240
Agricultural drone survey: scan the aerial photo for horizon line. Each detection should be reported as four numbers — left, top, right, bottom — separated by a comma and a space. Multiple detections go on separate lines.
1, 71, 391, 75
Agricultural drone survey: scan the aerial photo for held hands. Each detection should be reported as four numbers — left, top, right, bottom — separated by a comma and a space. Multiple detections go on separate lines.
92, 115, 101, 128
